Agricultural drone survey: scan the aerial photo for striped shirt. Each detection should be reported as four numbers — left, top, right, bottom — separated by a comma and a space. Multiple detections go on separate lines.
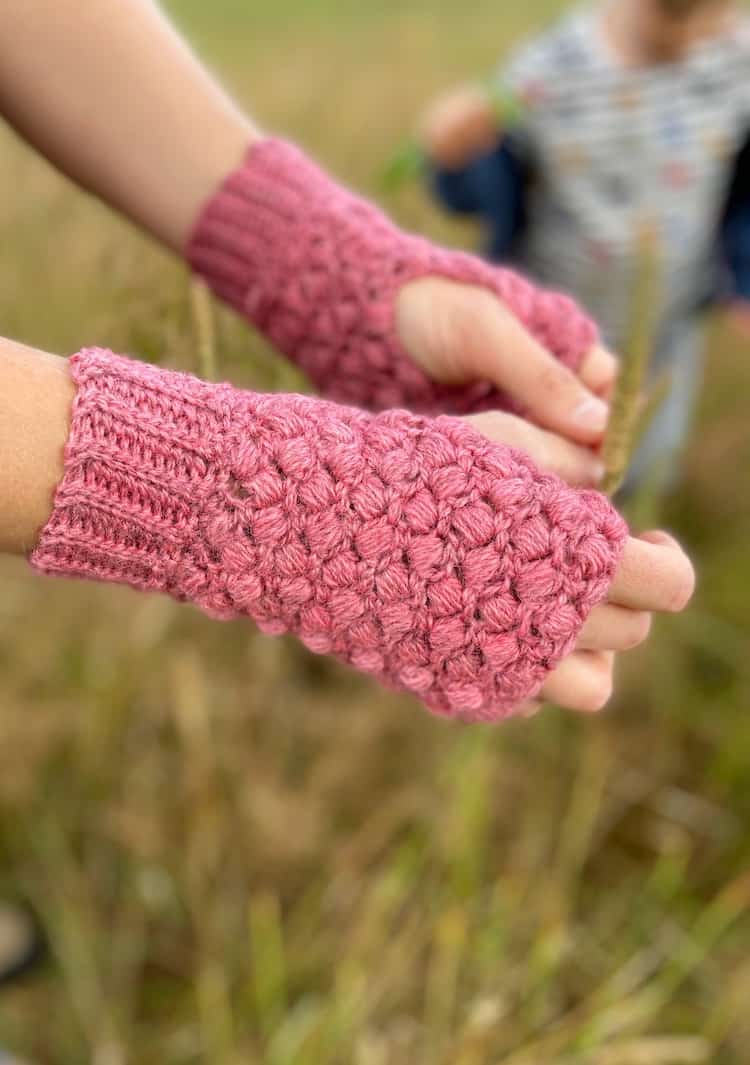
497, 6, 750, 351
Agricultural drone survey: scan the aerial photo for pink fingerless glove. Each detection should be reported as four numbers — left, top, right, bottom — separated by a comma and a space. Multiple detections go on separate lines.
187, 139, 598, 415
31, 349, 626, 722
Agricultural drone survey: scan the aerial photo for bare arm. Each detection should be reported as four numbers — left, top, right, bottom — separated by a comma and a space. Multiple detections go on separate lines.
0, 338, 694, 719
419, 85, 503, 171
0, 0, 259, 253
0, 340, 74, 555
0, 0, 621, 443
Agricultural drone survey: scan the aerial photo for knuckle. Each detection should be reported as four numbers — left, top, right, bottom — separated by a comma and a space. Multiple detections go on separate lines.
535, 358, 576, 402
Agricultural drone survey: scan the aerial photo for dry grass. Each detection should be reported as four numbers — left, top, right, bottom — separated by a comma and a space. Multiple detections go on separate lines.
0, 2, 748, 1063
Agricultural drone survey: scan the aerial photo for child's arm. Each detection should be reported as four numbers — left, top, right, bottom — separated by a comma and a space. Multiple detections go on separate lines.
430, 142, 527, 261
420, 65, 534, 260
0, 0, 612, 440
420, 85, 504, 173
0, 338, 693, 720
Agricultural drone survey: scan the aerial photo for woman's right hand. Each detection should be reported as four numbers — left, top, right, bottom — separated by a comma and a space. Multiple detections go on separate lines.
468, 411, 695, 718
420, 85, 501, 170
534, 531, 694, 716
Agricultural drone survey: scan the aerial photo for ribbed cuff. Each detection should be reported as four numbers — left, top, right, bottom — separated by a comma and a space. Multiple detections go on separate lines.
30, 349, 232, 605
186, 139, 323, 322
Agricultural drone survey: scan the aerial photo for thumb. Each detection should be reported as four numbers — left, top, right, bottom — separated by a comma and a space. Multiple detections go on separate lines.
464, 290, 611, 445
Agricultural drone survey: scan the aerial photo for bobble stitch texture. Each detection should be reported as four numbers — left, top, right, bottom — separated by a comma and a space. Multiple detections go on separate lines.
186, 139, 599, 415
31, 349, 627, 722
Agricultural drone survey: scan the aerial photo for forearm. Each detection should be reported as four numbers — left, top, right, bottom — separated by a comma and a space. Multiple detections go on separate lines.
0, 340, 692, 721
0, 0, 259, 253
0, 339, 75, 556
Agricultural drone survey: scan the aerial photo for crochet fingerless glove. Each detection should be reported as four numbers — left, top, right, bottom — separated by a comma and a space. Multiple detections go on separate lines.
187, 139, 598, 415
31, 349, 626, 722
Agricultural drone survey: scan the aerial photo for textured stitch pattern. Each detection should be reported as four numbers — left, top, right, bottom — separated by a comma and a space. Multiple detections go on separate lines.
30, 349, 627, 722
187, 139, 598, 415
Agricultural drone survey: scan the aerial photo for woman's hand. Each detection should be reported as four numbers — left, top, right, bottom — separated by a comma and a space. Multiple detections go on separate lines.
401, 277, 617, 447
189, 140, 614, 433
532, 532, 694, 716
463, 411, 605, 488
420, 85, 501, 170
469, 412, 695, 718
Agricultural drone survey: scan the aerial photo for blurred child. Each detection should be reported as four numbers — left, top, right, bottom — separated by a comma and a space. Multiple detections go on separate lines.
422, 0, 750, 488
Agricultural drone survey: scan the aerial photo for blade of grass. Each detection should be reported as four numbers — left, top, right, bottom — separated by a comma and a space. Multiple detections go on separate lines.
248, 890, 288, 1041
601, 222, 663, 496
189, 278, 219, 381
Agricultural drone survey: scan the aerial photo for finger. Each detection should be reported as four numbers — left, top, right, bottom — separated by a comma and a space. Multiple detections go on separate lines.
467, 294, 610, 445
517, 699, 545, 719
608, 533, 695, 613
578, 345, 618, 398
638, 529, 682, 550
465, 411, 604, 487
576, 604, 652, 652
540, 650, 614, 714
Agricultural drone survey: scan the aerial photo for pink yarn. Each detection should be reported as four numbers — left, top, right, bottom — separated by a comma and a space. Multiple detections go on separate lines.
187, 139, 598, 415
31, 349, 627, 722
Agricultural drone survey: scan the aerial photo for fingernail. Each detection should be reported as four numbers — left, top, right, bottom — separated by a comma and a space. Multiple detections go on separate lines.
573, 396, 609, 431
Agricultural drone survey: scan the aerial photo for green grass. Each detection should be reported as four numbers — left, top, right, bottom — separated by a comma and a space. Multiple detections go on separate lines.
0, 2, 749, 1063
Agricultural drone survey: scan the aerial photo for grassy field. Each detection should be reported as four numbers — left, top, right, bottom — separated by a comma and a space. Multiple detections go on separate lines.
0, 2, 749, 1063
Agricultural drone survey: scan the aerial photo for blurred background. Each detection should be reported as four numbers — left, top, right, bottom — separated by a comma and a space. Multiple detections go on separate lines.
0, 1, 748, 1062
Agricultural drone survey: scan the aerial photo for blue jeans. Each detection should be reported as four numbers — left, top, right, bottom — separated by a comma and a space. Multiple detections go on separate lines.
624, 318, 705, 494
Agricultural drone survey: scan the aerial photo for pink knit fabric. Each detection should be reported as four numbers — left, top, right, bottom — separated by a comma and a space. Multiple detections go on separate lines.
30, 349, 626, 722
187, 139, 598, 415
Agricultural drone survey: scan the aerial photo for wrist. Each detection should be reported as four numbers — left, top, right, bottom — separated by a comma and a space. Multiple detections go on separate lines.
0, 342, 75, 556
30, 349, 234, 603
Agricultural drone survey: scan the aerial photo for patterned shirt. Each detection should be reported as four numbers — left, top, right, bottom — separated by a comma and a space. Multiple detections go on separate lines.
497, 6, 750, 350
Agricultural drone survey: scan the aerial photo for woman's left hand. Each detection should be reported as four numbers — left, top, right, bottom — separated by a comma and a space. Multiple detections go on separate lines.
189, 139, 616, 442
399, 277, 617, 447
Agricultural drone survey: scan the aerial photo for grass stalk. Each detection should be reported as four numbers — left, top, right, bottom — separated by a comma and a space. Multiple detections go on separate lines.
601, 222, 663, 496
190, 277, 219, 381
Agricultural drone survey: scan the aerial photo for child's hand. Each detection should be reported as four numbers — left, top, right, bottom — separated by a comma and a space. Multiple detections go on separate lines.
725, 300, 750, 340
420, 85, 501, 170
